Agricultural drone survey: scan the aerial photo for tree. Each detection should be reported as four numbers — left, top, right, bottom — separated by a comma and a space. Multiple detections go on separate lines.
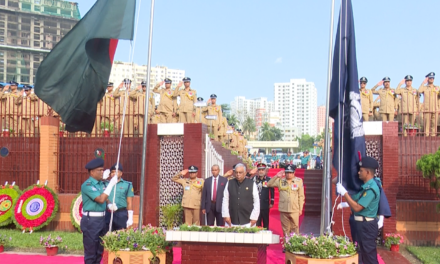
295, 133, 315, 152
242, 116, 256, 138
221, 104, 231, 113
416, 147, 440, 212
315, 131, 325, 142
258, 122, 283, 141
227, 114, 239, 126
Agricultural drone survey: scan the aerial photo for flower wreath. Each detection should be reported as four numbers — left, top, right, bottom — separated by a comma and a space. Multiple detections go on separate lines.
12, 184, 59, 232
0, 184, 22, 227
70, 192, 83, 232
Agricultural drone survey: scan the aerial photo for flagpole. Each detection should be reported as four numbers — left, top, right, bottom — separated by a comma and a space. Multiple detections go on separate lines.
320, 0, 335, 235
139, 0, 156, 229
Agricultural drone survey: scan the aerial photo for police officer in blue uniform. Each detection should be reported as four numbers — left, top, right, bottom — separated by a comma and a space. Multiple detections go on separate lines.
81, 158, 118, 264
105, 163, 135, 231
337, 157, 381, 264
253, 162, 274, 229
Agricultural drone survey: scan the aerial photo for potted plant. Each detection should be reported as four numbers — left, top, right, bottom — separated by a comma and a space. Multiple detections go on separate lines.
100, 122, 114, 137
59, 124, 65, 137
284, 233, 309, 254
416, 147, 440, 212
160, 203, 182, 231
2, 128, 9, 137
403, 123, 419, 136
384, 233, 404, 252
0, 234, 11, 253
102, 224, 172, 264
40, 234, 63, 256
208, 133, 215, 140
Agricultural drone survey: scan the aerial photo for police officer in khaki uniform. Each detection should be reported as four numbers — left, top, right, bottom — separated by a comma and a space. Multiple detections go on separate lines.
230, 125, 239, 150
372, 77, 397, 121
372, 97, 381, 121
359, 77, 373, 121
268, 165, 304, 244
97, 82, 121, 136
118, 79, 135, 137
396, 75, 420, 135
219, 116, 228, 144
150, 106, 161, 124
0, 81, 22, 135
172, 165, 204, 225
202, 94, 223, 141
129, 81, 153, 136
21, 86, 38, 136
418, 72, 439, 137
174, 77, 196, 123
194, 97, 206, 124
153, 78, 176, 123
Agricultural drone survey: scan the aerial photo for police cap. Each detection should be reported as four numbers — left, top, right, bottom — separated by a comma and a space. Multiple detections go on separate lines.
9, 81, 18, 86
285, 164, 296, 172
426, 72, 435, 78
197, 97, 204, 102
110, 163, 123, 172
404, 75, 413, 81
188, 165, 198, 172
164, 78, 172, 84
85, 158, 104, 170
182, 77, 191, 82
141, 81, 146, 86
359, 77, 368, 83
257, 162, 267, 169
359, 156, 379, 169
107, 82, 114, 87
210, 94, 217, 99
23, 85, 32, 91
123, 78, 132, 84
382, 77, 391, 82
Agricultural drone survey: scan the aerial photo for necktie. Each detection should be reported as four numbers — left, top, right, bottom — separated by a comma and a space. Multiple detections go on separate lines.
213, 177, 217, 201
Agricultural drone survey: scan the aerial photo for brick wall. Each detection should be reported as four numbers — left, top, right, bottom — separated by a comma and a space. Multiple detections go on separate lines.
39, 116, 59, 191
181, 242, 267, 264
183, 123, 207, 178
396, 200, 440, 246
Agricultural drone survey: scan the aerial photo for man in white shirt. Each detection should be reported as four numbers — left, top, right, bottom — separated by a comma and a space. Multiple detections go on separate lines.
222, 163, 260, 226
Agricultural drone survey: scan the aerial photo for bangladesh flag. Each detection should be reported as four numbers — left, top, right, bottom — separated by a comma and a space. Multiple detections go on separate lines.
34, 0, 136, 133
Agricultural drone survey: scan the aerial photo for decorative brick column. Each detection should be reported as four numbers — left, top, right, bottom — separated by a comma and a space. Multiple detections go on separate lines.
381, 122, 398, 234
39, 116, 59, 192
183, 123, 207, 177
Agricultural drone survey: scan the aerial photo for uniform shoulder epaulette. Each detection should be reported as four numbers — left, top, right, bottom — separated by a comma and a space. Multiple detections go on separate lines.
294, 177, 302, 181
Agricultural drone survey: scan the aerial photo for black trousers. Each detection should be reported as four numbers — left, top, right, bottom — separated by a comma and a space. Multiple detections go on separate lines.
207, 202, 224, 226
80, 214, 106, 264
257, 208, 270, 229
105, 209, 128, 232
355, 219, 379, 264
301, 164, 307, 169
349, 214, 358, 243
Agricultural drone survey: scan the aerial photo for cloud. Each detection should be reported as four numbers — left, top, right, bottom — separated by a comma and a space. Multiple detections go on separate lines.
275, 57, 282, 64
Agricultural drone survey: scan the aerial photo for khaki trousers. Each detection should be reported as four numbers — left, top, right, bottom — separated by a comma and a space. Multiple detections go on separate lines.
21, 118, 34, 136
183, 208, 200, 225
280, 211, 299, 236
362, 113, 369, 122
5, 116, 19, 134
424, 113, 437, 137
179, 112, 194, 123
208, 124, 220, 141
381, 113, 394, 122
160, 112, 174, 123
134, 114, 144, 136
402, 114, 416, 136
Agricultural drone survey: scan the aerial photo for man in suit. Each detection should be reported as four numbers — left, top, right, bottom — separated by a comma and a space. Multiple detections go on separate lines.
201, 164, 228, 226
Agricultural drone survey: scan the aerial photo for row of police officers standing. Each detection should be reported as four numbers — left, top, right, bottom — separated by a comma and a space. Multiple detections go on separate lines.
359, 72, 440, 136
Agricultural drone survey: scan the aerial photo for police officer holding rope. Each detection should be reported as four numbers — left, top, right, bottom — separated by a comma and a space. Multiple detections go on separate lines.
105, 163, 134, 231
80, 158, 118, 264
336, 156, 381, 264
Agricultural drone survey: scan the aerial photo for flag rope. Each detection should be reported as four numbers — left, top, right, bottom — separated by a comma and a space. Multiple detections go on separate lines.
107, 0, 144, 233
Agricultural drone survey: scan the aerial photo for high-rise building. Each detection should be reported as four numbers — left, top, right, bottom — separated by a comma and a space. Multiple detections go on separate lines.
109, 63, 185, 90
317, 105, 333, 135
230, 96, 274, 126
274, 78, 318, 136
0, 0, 81, 84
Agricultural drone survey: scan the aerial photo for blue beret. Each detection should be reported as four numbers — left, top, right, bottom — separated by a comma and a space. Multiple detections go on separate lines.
85, 158, 104, 170
404, 75, 413, 81
182, 77, 191, 82
188, 165, 198, 172
210, 94, 217, 99
164, 78, 172, 84
359, 156, 378, 169
382, 77, 390, 82
107, 82, 114, 87
110, 163, 123, 172
285, 165, 296, 172
426, 72, 435, 78
197, 97, 204, 102
359, 77, 368, 83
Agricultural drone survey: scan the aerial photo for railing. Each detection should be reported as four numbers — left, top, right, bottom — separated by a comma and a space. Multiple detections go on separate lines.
205, 134, 224, 179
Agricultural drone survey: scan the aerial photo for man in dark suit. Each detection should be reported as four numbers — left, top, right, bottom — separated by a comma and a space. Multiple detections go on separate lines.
201, 164, 228, 226
253, 162, 274, 229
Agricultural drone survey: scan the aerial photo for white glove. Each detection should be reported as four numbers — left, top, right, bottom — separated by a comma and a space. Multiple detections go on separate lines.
104, 176, 118, 196
378, 215, 384, 229
336, 183, 347, 196
103, 169, 110, 180
107, 203, 118, 212
337, 202, 349, 210
127, 210, 134, 227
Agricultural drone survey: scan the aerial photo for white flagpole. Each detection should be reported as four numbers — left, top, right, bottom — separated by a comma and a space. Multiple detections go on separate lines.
139, 0, 156, 229
320, 0, 335, 235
